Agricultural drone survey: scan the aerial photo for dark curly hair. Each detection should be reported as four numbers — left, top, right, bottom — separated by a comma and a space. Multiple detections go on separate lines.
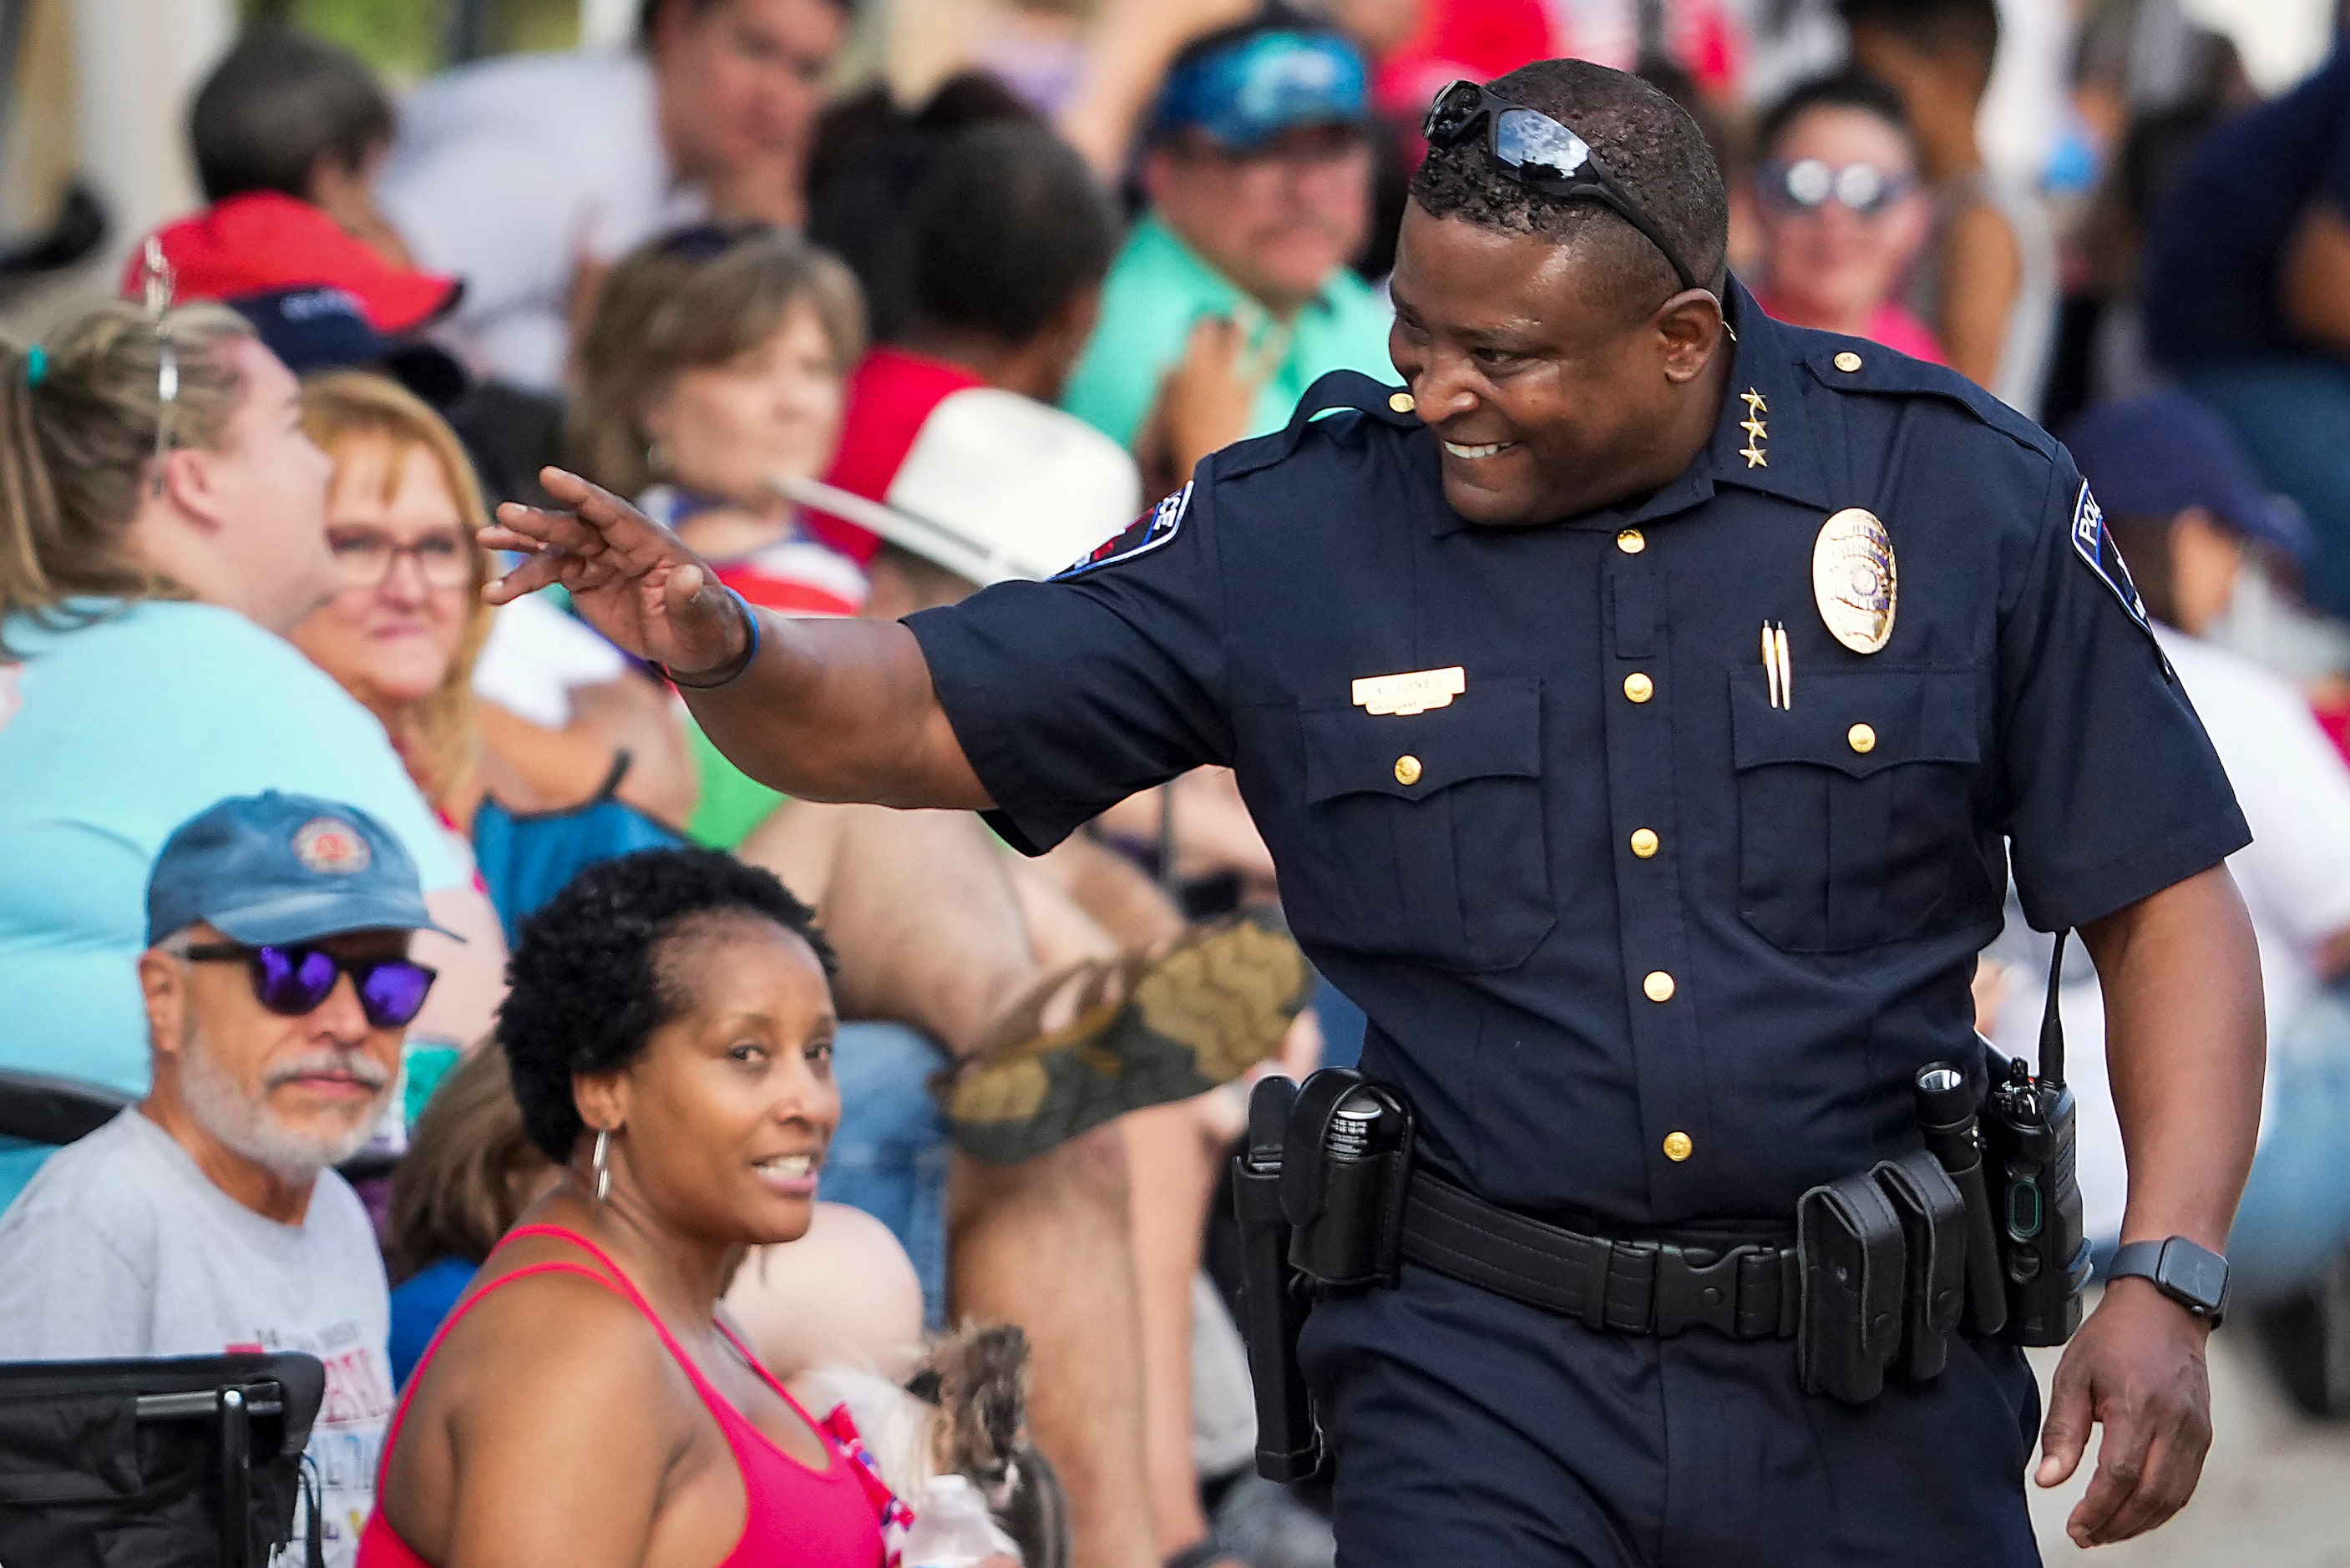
500, 848, 838, 1162
1409, 59, 1729, 311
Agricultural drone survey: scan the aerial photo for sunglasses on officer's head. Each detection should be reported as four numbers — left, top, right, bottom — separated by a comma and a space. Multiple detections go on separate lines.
1421, 80, 1703, 294
176, 941, 438, 1030
1755, 159, 1916, 219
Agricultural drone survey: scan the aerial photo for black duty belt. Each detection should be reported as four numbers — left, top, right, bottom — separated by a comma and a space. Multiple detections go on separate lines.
1400, 1171, 1801, 1340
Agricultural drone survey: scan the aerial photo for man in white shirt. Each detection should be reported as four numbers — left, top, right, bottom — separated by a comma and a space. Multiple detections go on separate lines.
0, 792, 452, 1565
379, 0, 850, 390
1998, 395, 2350, 1329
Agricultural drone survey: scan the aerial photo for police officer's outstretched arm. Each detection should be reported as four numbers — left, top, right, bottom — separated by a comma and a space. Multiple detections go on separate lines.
485, 469, 990, 810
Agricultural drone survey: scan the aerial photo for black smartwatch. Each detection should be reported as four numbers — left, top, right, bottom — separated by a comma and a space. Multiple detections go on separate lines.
2107, 1237, 2229, 1326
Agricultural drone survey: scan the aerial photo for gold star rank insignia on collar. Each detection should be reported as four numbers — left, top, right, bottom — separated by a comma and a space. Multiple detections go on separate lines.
1738, 387, 1768, 467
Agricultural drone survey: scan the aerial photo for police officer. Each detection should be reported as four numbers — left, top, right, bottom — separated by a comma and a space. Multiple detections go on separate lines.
488, 58, 2264, 1567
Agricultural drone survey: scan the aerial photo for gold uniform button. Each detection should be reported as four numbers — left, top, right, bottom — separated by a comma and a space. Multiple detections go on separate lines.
1616, 528, 1646, 554
1388, 391, 1416, 414
1834, 351, 1864, 372
1643, 969, 1676, 1003
1623, 671, 1654, 703
1847, 722, 1877, 755
1663, 1130, 1694, 1163
1629, 827, 1659, 859
1394, 754, 1423, 786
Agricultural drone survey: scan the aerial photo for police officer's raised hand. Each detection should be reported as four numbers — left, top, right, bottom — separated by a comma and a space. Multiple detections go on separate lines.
2033, 1277, 2215, 1546
483, 467, 747, 678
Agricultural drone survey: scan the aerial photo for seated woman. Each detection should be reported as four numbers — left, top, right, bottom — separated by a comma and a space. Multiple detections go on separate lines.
291, 371, 694, 840
1748, 71, 1944, 364
386, 1035, 925, 1393
365, 848, 894, 1567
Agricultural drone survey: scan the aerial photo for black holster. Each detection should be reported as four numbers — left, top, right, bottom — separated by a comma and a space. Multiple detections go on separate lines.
1230, 1069, 1417, 1480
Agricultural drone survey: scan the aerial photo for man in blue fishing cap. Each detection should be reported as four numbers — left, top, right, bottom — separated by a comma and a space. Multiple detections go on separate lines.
0, 791, 453, 1561
1063, 4, 1393, 478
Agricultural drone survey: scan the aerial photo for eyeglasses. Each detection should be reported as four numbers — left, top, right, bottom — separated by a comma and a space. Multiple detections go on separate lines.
327, 526, 475, 591
140, 237, 179, 497
177, 941, 438, 1029
1755, 159, 1915, 218
1421, 80, 1702, 294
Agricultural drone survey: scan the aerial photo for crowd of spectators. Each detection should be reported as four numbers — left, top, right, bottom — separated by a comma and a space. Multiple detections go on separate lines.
6, 0, 2350, 1560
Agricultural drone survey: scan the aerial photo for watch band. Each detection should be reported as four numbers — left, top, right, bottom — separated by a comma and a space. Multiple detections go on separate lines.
2109, 1237, 2228, 1326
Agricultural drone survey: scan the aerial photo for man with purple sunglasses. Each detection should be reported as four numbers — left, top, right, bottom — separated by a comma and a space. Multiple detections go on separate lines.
0, 791, 450, 1565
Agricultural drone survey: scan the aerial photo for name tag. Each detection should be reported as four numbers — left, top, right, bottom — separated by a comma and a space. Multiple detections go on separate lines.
1350, 666, 1466, 716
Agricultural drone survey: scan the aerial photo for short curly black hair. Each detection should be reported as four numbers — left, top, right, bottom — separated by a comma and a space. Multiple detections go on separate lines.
500, 847, 838, 1162
1409, 59, 1729, 312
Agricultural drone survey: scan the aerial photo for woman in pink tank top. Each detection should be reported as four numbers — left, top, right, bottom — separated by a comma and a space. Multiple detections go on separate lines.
361, 850, 889, 1568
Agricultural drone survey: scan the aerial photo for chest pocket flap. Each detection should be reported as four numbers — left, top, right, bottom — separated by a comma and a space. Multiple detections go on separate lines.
1729, 664, 1988, 953
1282, 675, 1552, 971
1730, 666, 1979, 777
1302, 676, 1542, 802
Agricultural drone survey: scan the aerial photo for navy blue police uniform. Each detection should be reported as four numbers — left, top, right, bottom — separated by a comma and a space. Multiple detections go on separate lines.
904, 278, 2249, 1566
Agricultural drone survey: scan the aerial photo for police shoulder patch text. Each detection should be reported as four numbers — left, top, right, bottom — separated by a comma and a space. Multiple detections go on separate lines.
1056, 482, 1193, 579
2069, 482, 2152, 632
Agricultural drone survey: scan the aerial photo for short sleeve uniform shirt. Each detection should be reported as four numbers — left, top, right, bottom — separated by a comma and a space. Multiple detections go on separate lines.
912, 280, 2247, 1223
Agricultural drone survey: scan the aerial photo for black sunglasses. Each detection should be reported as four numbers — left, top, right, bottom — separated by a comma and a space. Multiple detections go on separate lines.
1756, 158, 1915, 218
180, 942, 438, 1030
1421, 80, 1703, 294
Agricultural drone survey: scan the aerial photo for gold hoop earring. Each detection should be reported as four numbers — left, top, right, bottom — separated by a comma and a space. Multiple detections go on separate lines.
592, 1126, 612, 1204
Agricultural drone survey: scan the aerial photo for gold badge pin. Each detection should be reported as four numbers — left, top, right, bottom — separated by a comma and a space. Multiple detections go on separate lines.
1811, 508, 1897, 655
1351, 666, 1466, 716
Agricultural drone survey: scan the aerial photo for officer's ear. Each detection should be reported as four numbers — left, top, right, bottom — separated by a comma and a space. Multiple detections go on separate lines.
1654, 289, 1726, 386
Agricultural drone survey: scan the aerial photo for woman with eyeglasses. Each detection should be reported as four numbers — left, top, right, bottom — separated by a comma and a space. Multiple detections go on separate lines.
0, 304, 505, 1193
363, 847, 917, 1568
1747, 72, 1944, 366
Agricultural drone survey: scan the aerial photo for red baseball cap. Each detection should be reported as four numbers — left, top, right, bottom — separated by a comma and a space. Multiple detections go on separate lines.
124, 191, 459, 333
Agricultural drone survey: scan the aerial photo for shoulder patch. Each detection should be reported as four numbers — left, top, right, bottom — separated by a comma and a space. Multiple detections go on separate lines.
1056, 483, 1191, 579
2070, 482, 2150, 630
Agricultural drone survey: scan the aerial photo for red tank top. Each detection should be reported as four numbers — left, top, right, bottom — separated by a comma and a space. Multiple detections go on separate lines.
357, 1224, 884, 1568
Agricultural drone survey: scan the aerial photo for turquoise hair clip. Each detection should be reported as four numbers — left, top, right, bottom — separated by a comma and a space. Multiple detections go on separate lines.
23, 345, 46, 387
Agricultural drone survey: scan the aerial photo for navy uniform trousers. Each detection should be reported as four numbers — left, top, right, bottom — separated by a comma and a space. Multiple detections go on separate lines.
1301, 1267, 2043, 1566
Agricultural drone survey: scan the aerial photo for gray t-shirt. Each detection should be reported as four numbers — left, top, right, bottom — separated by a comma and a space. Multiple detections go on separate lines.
0, 1109, 394, 1566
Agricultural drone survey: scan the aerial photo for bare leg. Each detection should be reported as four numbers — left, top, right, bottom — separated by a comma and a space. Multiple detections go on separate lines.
952, 1129, 1161, 1568
740, 800, 1036, 1056
1031, 832, 1188, 952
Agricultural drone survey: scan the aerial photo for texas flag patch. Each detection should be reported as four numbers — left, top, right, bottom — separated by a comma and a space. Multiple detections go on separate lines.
1056, 483, 1192, 579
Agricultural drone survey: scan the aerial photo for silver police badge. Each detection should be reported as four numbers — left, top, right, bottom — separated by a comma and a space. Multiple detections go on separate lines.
1811, 508, 1897, 655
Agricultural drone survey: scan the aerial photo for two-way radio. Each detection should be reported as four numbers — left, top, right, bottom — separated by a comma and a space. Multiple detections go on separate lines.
1979, 931, 2094, 1344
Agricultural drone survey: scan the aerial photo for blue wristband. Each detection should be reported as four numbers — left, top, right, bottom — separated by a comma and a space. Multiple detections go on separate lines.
661, 589, 760, 690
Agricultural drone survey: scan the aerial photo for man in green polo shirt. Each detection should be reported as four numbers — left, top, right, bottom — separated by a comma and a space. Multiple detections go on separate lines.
1062, 8, 1395, 460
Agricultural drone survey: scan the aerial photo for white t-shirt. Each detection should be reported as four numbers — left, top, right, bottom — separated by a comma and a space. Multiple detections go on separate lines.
470, 593, 631, 728
1994, 622, 2350, 1241
0, 1110, 395, 1567
379, 49, 706, 390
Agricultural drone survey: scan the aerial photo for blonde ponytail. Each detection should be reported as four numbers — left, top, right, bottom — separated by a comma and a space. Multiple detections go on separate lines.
0, 301, 254, 652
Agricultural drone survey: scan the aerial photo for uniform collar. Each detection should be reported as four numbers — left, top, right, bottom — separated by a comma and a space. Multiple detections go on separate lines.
1427, 275, 1835, 537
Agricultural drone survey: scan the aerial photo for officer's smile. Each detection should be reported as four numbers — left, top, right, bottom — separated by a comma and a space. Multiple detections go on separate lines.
1441, 439, 1517, 459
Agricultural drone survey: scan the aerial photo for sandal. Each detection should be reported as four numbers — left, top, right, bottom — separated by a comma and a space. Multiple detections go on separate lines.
939, 911, 1311, 1165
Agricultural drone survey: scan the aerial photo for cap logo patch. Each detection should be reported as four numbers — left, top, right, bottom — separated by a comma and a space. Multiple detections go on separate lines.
1056, 483, 1192, 579
292, 817, 371, 875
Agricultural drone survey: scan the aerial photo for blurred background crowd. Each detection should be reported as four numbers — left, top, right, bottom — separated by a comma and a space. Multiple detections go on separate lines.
3, 0, 2350, 1563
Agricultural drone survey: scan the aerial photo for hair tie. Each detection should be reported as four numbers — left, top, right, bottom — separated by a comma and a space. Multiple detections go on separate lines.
23, 346, 45, 387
